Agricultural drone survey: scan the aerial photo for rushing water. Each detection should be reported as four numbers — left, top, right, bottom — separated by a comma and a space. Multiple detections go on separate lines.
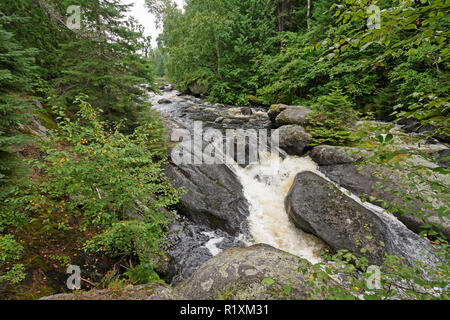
150, 89, 328, 263
150, 88, 445, 272
231, 153, 327, 263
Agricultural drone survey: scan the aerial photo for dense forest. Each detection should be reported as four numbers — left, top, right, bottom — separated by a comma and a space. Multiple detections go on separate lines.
0, 0, 449, 301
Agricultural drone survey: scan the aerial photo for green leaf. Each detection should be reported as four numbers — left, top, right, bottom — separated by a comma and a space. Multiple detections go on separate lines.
261, 277, 275, 285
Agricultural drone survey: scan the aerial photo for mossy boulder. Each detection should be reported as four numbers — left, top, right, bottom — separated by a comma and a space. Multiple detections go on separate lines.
285, 171, 441, 266
275, 107, 313, 127
188, 83, 207, 96
267, 104, 289, 122
272, 125, 312, 156
309, 145, 363, 165
177, 244, 332, 300
319, 163, 450, 241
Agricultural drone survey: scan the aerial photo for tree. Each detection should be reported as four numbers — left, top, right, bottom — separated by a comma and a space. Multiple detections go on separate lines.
328, 0, 449, 135
48, 0, 155, 131
0, 11, 36, 193
0, 10, 36, 284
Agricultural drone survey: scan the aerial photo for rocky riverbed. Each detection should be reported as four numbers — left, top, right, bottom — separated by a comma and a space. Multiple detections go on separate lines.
42, 86, 449, 300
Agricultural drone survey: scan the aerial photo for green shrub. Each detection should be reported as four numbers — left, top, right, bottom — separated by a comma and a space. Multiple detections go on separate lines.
33, 95, 180, 266
306, 89, 360, 146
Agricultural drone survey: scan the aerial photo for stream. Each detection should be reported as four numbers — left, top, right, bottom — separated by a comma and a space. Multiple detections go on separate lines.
149, 87, 445, 284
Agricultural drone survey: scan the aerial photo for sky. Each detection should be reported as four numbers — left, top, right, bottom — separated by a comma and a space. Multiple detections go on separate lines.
122, 0, 185, 47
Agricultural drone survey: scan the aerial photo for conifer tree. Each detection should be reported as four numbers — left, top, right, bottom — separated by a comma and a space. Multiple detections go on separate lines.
0, 11, 36, 193
51, 0, 155, 130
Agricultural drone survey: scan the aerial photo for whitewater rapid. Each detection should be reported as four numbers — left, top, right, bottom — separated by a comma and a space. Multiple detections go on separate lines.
231, 153, 327, 264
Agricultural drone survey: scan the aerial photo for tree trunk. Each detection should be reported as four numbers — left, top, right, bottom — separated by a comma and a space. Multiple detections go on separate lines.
307, 0, 311, 30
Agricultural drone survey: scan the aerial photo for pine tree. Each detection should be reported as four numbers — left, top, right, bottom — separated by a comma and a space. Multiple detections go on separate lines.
51, 0, 155, 131
0, 11, 36, 192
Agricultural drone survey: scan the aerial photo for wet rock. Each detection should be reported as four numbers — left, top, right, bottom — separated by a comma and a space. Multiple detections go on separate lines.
267, 104, 289, 122
164, 163, 250, 236
285, 171, 441, 266
309, 145, 363, 165
246, 95, 264, 106
399, 118, 450, 143
240, 107, 253, 116
433, 149, 450, 168
163, 84, 175, 92
158, 98, 172, 104
164, 217, 245, 285
186, 105, 203, 113
18, 118, 50, 140
177, 244, 335, 300
275, 107, 313, 127
40, 283, 184, 300
162, 116, 249, 236
221, 118, 247, 126
319, 163, 450, 240
272, 125, 311, 156
188, 83, 207, 96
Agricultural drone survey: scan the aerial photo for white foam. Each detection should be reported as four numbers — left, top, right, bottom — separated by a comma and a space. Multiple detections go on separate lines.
231, 153, 327, 264
201, 232, 224, 256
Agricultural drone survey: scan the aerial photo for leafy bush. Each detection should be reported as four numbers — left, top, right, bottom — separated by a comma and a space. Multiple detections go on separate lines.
0, 234, 25, 284
299, 247, 449, 300
32, 95, 180, 270
123, 262, 163, 285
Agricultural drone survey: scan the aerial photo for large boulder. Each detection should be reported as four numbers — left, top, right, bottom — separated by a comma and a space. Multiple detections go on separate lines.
177, 244, 333, 300
267, 104, 290, 122
272, 125, 312, 156
285, 171, 440, 266
268, 104, 311, 122
162, 115, 250, 236
309, 145, 363, 165
275, 107, 313, 127
188, 83, 207, 96
165, 163, 250, 236
319, 163, 450, 241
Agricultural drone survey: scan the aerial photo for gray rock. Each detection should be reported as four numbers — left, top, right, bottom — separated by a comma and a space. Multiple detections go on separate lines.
309, 145, 363, 165
158, 98, 172, 104
285, 171, 441, 266
268, 104, 289, 122
272, 125, 312, 156
186, 105, 203, 113
164, 163, 250, 236
399, 118, 450, 143
319, 164, 450, 241
275, 107, 313, 127
164, 217, 245, 285
188, 83, 207, 96
240, 107, 253, 116
18, 119, 50, 140
268, 104, 310, 123
162, 116, 250, 236
177, 244, 334, 300
433, 149, 450, 168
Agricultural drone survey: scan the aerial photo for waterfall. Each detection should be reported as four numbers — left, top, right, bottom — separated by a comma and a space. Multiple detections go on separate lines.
230, 153, 327, 264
